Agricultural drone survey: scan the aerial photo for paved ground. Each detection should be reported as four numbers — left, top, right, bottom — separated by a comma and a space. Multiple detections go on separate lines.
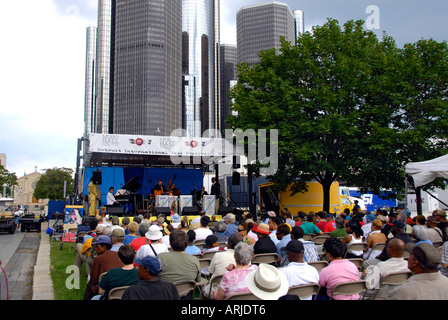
0, 222, 53, 300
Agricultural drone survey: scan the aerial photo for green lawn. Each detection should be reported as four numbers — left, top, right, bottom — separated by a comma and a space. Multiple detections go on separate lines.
49, 239, 87, 300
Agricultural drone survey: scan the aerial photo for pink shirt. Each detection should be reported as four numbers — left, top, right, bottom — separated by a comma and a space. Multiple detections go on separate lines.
219, 265, 258, 298
318, 259, 360, 300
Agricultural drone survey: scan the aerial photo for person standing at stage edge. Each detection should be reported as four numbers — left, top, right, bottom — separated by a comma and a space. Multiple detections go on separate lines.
210, 177, 220, 213
89, 177, 101, 217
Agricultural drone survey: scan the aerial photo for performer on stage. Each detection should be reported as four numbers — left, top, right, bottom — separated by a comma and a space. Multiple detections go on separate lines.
153, 180, 164, 196
210, 177, 220, 214
165, 179, 174, 194
106, 187, 119, 206
88, 177, 100, 216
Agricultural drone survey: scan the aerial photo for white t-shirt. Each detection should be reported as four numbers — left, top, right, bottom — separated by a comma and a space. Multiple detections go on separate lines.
194, 227, 213, 241
279, 262, 320, 300
136, 242, 169, 259
106, 192, 117, 205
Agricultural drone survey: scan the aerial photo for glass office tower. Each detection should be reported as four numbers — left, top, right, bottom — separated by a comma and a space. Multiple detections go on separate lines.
94, 0, 115, 134
84, 25, 97, 137
182, 0, 220, 137
113, 0, 182, 136
294, 9, 305, 39
237, 1, 295, 66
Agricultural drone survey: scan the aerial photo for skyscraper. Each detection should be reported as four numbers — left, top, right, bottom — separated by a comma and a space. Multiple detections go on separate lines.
236, 1, 295, 66
94, 0, 115, 134
219, 44, 237, 130
113, 0, 182, 136
182, 0, 220, 137
84, 25, 97, 138
293, 9, 305, 39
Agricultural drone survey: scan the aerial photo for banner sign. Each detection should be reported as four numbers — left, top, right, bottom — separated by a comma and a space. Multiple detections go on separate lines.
89, 133, 238, 158
179, 195, 193, 213
203, 195, 216, 214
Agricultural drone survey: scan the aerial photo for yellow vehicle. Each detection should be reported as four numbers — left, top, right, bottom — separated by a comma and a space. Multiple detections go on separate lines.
259, 181, 353, 216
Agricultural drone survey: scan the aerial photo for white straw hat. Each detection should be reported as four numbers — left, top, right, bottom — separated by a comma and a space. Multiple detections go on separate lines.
145, 225, 163, 241
245, 263, 289, 300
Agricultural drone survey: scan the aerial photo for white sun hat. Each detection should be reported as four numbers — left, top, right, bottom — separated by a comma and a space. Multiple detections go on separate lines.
245, 263, 289, 300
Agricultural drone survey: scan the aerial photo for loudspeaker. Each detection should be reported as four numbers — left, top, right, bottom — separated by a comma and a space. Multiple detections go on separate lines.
155, 207, 171, 215
232, 171, 240, 185
92, 170, 102, 185
106, 206, 124, 215
218, 206, 233, 215
182, 206, 200, 215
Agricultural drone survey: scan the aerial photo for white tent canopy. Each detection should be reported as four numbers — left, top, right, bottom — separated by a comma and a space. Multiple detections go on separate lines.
405, 154, 448, 188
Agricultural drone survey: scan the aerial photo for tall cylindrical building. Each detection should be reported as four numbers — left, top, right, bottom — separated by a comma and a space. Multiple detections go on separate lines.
84, 25, 97, 137
182, 0, 220, 138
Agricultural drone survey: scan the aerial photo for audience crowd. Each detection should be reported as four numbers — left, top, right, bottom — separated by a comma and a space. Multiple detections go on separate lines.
72, 205, 448, 300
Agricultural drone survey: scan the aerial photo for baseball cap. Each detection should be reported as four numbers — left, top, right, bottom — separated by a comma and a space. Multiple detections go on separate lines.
392, 220, 405, 229
134, 256, 161, 275
205, 234, 218, 248
92, 235, 112, 245
285, 240, 304, 254
405, 242, 440, 269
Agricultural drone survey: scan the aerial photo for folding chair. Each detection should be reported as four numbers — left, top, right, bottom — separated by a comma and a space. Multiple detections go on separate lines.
330, 280, 367, 300
67, 228, 78, 251
206, 273, 224, 299
307, 261, 328, 273
202, 251, 219, 260
343, 242, 369, 258
346, 258, 364, 271
226, 291, 260, 300
287, 283, 320, 300
174, 280, 196, 298
99, 272, 108, 283
371, 270, 413, 300
193, 241, 206, 251
252, 253, 279, 265
313, 236, 328, 245
108, 286, 129, 300
433, 241, 444, 248
365, 242, 386, 260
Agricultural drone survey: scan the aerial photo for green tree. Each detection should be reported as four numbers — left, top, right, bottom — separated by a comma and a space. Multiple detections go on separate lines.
228, 19, 435, 213
0, 165, 18, 197
33, 168, 74, 201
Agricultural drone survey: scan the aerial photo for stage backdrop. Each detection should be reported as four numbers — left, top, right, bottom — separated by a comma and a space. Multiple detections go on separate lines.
83, 167, 204, 205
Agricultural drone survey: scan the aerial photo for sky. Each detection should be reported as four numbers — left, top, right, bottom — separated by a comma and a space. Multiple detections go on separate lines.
0, 0, 447, 178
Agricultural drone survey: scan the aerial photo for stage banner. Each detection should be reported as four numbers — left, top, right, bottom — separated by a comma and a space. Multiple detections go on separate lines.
168, 196, 178, 214
156, 195, 170, 207
203, 195, 216, 215
179, 195, 193, 213
89, 133, 237, 157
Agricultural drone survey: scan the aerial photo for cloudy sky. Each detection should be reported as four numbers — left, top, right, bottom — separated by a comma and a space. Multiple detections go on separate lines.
0, 0, 446, 177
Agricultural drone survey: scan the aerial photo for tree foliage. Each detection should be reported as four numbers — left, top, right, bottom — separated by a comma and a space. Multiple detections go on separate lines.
228, 18, 448, 213
33, 167, 74, 201
0, 165, 18, 197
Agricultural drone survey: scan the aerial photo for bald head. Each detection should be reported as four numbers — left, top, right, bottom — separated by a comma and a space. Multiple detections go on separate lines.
387, 238, 406, 258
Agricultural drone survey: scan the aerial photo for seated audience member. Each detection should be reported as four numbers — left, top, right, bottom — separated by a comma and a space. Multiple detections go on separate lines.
121, 217, 130, 235
170, 214, 182, 229
426, 216, 444, 244
315, 211, 327, 231
122, 255, 180, 300
323, 214, 336, 233
237, 221, 256, 245
203, 234, 226, 253
130, 222, 151, 252
158, 230, 202, 299
214, 242, 258, 300
202, 233, 243, 299
300, 214, 323, 235
92, 244, 139, 300
253, 223, 277, 255
363, 219, 387, 260
123, 221, 139, 245
386, 242, 448, 300
74, 223, 101, 275
194, 215, 214, 241
440, 241, 448, 277
330, 216, 347, 238
342, 220, 364, 259
110, 228, 125, 252
381, 211, 397, 237
275, 223, 292, 258
361, 238, 409, 299
362, 213, 376, 238
223, 213, 238, 238
413, 224, 433, 245
279, 240, 319, 300
268, 216, 282, 245
318, 238, 360, 300
290, 226, 319, 263
185, 230, 202, 255
83, 235, 124, 300
77, 216, 93, 239
136, 225, 169, 259
281, 208, 296, 229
